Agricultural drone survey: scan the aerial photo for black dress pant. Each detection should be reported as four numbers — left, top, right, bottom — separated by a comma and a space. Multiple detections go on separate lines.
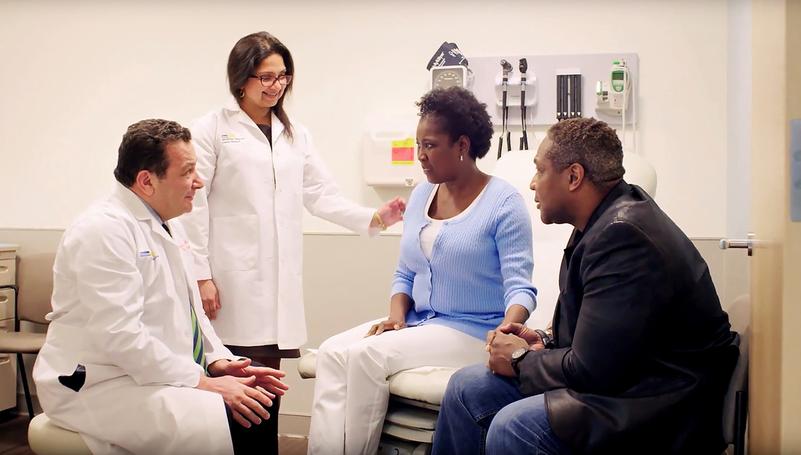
223, 359, 281, 455
225, 395, 280, 455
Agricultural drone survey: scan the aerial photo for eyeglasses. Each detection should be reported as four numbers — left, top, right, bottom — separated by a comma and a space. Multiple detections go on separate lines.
249, 74, 293, 88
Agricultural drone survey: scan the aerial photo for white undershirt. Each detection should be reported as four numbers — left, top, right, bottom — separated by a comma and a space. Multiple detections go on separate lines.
420, 184, 488, 260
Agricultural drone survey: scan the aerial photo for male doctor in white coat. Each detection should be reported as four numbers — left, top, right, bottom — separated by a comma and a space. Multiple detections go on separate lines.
33, 119, 289, 455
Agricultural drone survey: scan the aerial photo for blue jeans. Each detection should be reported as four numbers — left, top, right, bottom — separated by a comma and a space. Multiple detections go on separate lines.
432, 364, 572, 455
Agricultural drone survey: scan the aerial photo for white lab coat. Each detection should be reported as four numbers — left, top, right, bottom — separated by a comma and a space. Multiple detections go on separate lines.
33, 184, 235, 455
179, 102, 373, 348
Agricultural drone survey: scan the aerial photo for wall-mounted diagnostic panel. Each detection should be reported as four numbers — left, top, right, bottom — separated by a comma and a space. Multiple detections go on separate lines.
469, 53, 639, 127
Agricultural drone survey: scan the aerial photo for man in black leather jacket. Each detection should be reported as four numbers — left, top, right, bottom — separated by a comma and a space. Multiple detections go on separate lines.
432, 118, 738, 454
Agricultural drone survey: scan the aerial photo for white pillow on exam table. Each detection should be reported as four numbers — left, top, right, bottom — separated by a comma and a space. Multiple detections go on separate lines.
491, 140, 657, 331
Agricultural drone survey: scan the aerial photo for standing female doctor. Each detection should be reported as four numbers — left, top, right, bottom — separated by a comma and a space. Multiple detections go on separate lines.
180, 31, 405, 449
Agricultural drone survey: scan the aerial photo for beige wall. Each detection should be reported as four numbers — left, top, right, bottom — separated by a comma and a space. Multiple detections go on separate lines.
0, 0, 735, 237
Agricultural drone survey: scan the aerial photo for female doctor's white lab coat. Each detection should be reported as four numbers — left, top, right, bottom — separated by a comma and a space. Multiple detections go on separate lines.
181, 102, 373, 348
33, 184, 236, 455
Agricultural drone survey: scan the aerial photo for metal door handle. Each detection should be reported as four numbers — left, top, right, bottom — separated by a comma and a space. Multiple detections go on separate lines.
719, 233, 755, 256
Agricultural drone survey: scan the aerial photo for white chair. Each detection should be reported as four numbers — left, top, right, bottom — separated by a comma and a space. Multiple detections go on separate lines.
28, 413, 91, 455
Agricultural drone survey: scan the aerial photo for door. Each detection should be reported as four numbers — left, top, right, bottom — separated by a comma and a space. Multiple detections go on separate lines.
748, 0, 801, 452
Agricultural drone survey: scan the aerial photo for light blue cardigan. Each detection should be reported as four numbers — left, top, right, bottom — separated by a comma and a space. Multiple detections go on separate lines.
391, 177, 537, 340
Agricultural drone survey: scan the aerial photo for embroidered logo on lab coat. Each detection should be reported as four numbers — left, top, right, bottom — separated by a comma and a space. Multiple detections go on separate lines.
221, 132, 245, 144
138, 250, 158, 260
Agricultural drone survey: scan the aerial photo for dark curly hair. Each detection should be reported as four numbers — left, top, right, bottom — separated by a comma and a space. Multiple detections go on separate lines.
114, 119, 192, 187
416, 87, 493, 160
547, 118, 625, 188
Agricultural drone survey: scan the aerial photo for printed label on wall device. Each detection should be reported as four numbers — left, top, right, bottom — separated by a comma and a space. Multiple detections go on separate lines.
391, 138, 415, 165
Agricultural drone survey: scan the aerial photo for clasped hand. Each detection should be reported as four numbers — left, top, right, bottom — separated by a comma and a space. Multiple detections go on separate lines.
201, 358, 289, 428
485, 322, 546, 377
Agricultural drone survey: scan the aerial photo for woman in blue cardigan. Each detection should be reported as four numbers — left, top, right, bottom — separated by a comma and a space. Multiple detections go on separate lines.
308, 87, 538, 455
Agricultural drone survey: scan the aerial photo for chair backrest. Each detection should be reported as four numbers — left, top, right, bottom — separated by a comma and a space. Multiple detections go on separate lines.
721, 294, 750, 444
16, 252, 56, 325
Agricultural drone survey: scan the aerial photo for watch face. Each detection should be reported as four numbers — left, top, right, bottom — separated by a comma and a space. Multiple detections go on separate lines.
512, 347, 528, 361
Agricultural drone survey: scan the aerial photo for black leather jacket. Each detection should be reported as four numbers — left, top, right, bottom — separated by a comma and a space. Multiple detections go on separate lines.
516, 181, 738, 454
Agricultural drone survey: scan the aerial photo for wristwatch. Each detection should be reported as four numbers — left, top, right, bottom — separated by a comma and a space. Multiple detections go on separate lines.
534, 329, 554, 348
510, 347, 530, 376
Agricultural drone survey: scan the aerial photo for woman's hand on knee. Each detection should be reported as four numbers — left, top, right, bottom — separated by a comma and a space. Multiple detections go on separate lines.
365, 319, 406, 337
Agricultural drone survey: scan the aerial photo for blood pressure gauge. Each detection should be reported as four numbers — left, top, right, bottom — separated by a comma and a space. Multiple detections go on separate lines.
431, 65, 469, 89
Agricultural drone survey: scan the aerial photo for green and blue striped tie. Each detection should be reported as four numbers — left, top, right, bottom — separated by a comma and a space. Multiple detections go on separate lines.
189, 302, 207, 372
162, 222, 207, 372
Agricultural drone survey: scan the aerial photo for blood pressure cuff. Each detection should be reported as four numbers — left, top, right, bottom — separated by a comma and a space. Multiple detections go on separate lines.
426, 42, 468, 70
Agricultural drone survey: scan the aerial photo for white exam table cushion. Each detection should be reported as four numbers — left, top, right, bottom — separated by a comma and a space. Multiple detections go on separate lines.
298, 350, 458, 405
